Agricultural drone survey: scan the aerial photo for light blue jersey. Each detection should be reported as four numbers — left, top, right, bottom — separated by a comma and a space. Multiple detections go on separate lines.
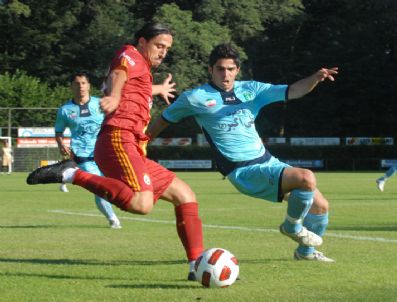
163, 81, 288, 174
55, 96, 103, 157
54, 96, 119, 225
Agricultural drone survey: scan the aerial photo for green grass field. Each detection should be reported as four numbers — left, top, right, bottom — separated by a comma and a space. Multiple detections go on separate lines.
1, 172, 396, 302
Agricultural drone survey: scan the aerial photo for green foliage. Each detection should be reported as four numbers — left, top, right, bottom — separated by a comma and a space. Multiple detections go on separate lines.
0, 71, 70, 127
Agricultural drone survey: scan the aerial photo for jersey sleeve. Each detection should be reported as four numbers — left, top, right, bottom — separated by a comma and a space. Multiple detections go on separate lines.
111, 47, 145, 79
254, 82, 288, 108
54, 107, 66, 134
162, 93, 196, 123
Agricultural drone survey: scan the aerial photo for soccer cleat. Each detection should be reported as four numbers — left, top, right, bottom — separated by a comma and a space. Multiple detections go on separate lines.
279, 224, 323, 247
187, 271, 197, 281
376, 179, 385, 192
109, 217, 122, 229
294, 250, 335, 262
26, 159, 77, 185
59, 183, 69, 193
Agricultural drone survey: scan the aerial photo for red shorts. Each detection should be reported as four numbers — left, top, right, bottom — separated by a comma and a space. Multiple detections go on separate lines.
94, 126, 176, 202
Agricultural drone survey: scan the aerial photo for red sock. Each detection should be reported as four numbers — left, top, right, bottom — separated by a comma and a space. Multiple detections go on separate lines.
175, 202, 204, 261
73, 169, 133, 211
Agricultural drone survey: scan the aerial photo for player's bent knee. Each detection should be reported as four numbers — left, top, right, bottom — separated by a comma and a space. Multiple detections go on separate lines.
126, 192, 154, 215
301, 170, 316, 191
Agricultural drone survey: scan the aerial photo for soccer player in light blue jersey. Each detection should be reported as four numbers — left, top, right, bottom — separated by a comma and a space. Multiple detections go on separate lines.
55, 72, 122, 228
376, 165, 397, 191
148, 43, 338, 262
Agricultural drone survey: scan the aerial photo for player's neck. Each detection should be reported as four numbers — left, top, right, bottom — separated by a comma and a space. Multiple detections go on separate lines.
74, 95, 90, 105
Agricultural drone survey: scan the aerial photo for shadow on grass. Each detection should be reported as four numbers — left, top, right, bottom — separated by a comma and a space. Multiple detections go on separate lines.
328, 225, 397, 232
0, 224, 114, 229
0, 257, 186, 266
0, 271, 119, 281
107, 283, 198, 289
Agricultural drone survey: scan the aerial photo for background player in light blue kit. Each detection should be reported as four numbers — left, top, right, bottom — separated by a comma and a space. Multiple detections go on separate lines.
148, 43, 338, 262
55, 72, 122, 228
376, 165, 397, 191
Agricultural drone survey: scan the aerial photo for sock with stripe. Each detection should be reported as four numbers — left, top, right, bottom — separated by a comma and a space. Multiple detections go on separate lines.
283, 189, 314, 234
297, 213, 329, 256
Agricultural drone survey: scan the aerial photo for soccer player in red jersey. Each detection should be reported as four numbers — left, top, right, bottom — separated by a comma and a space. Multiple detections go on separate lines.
27, 23, 203, 281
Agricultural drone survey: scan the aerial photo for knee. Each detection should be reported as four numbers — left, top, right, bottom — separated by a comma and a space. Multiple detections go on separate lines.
300, 170, 317, 191
126, 193, 154, 215
310, 191, 329, 214
175, 189, 196, 206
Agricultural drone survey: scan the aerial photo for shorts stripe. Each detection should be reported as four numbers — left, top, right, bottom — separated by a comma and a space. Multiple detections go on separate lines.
110, 128, 140, 191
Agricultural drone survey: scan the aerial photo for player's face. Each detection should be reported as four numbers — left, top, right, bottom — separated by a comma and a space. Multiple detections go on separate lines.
209, 59, 240, 92
71, 76, 90, 102
138, 34, 173, 68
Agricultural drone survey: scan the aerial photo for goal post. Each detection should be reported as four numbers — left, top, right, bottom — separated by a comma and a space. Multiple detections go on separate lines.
0, 136, 13, 173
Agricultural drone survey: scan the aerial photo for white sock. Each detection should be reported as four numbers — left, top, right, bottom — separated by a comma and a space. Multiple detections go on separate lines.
62, 168, 78, 183
189, 260, 196, 272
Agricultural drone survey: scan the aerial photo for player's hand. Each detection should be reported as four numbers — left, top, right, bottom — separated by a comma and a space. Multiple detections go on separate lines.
316, 67, 338, 82
156, 73, 176, 105
59, 145, 71, 157
100, 95, 120, 114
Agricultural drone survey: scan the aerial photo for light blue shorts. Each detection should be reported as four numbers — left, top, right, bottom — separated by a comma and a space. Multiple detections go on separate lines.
227, 156, 290, 202
78, 160, 102, 176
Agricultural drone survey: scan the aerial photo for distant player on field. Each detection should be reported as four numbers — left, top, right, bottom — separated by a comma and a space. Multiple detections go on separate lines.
27, 22, 204, 280
148, 43, 338, 262
55, 72, 122, 228
376, 165, 397, 191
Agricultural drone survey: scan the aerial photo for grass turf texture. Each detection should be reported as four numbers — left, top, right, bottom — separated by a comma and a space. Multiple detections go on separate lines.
0, 172, 396, 301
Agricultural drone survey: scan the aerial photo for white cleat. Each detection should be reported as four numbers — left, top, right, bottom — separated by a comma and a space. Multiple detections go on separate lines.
280, 225, 323, 247
376, 179, 385, 192
59, 183, 69, 193
294, 250, 335, 262
109, 217, 122, 229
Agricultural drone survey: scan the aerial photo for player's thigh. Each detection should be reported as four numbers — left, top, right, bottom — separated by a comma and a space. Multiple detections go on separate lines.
144, 158, 178, 203
95, 127, 153, 193
281, 167, 316, 193
227, 157, 288, 202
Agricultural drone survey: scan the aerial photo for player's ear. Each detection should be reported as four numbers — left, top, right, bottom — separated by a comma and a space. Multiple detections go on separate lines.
208, 66, 213, 75
138, 37, 147, 48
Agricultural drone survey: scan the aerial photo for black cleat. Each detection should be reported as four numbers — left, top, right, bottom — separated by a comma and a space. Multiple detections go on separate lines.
27, 160, 77, 185
187, 271, 197, 281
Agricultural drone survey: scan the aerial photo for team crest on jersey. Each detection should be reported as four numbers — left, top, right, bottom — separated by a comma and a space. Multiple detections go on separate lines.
67, 109, 78, 119
143, 173, 151, 185
243, 91, 255, 101
205, 99, 217, 107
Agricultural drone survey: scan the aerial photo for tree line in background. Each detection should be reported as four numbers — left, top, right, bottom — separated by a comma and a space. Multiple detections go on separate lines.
1, 0, 396, 137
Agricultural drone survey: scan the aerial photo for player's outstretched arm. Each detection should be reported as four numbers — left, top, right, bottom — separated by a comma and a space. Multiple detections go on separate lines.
288, 67, 338, 100
147, 116, 170, 140
152, 73, 176, 105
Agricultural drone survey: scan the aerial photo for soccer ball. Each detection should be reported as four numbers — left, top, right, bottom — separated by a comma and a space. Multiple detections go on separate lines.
194, 248, 239, 288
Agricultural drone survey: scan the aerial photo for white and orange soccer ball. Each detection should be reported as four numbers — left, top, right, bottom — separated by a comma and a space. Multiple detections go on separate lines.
194, 248, 239, 288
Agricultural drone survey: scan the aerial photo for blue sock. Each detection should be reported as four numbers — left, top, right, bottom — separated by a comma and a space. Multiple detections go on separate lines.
297, 213, 329, 256
95, 195, 115, 220
283, 189, 314, 234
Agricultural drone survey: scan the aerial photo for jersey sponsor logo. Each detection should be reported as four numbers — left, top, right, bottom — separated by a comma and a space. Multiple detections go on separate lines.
243, 91, 255, 101
119, 51, 136, 67
143, 173, 151, 185
205, 99, 217, 107
66, 109, 78, 119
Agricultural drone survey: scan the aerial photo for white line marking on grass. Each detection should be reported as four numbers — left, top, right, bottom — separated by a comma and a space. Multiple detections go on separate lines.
48, 210, 397, 244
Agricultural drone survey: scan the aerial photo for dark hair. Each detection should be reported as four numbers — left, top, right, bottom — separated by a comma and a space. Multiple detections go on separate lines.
70, 72, 90, 84
134, 22, 173, 44
208, 43, 241, 68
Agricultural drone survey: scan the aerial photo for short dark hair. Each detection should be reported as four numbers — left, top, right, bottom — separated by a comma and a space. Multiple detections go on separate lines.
70, 72, 90, 84
134, 22, 173, 44
208, 43, 241, 68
